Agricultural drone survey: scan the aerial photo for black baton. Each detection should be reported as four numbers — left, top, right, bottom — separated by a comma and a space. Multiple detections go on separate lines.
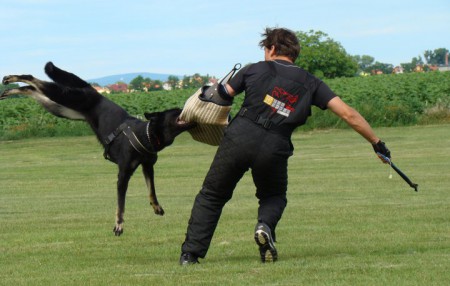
377, 152, 418, 192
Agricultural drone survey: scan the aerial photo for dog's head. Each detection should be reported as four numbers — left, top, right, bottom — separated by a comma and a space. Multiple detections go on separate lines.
144, 108, 196, 149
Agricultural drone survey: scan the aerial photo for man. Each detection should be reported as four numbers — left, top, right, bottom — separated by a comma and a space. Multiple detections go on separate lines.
179, 27, 390, 265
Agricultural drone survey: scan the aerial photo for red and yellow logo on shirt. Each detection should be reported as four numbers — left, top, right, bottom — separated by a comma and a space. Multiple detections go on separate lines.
264, 87, 298, 117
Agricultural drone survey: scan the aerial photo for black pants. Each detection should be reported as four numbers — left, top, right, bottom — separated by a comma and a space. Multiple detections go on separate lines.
181, 116, 293, 258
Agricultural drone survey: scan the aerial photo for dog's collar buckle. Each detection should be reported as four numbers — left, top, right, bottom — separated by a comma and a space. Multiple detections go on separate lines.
104, 123, 128, 145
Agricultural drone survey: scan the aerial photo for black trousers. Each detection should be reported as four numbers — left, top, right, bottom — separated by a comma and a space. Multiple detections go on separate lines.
181, 116, 293, 258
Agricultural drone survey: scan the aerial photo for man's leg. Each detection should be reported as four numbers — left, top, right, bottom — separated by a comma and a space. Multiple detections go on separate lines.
181, 134, 248, 261
252, 135, 290, 236
251, 134, 291, 262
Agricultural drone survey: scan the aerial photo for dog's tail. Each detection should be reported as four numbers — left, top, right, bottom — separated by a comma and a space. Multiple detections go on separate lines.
45, 62, 91, 88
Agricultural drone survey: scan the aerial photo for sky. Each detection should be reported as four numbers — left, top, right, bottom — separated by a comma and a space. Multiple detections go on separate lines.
1, 0, 449, 81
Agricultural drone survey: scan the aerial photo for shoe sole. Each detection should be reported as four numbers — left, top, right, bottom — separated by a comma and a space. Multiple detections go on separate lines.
254, 229, 278, 263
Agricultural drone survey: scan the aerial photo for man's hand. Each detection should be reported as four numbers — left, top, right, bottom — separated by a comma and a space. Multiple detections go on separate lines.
372, 140, 391, 163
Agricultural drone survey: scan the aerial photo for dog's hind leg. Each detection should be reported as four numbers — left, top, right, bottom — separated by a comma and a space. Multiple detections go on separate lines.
142, 162, 165, 216
44, 62, 91, 88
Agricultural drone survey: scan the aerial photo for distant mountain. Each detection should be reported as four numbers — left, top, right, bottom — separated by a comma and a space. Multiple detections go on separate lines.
88, 72, 180, 86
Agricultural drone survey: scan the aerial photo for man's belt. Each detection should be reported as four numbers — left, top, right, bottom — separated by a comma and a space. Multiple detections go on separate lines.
239, 108, 273, 129
238, 108, 292, 137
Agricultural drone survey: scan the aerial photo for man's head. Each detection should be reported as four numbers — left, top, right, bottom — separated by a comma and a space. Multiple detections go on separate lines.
259, 27, 300, 62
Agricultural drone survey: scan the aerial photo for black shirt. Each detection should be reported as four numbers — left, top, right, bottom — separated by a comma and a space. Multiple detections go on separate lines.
229, 60, 336, 130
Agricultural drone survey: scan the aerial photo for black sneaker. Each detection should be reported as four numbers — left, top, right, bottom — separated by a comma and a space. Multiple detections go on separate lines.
179, 252, 199, 265
254, 222, 278, 263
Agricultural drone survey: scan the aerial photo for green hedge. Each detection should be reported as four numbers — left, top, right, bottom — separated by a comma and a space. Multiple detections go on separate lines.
315, 71, 450, 129
1, 72, 449, 140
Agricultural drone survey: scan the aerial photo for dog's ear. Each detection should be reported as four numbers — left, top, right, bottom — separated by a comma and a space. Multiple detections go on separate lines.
144, 111, 161, 120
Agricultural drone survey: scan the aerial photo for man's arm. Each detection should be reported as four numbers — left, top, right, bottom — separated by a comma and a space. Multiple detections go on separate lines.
224, 83, 236, 97
327, 96, 379, 144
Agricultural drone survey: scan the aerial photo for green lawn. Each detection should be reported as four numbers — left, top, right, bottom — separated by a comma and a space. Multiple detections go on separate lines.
1, 125, 449, 285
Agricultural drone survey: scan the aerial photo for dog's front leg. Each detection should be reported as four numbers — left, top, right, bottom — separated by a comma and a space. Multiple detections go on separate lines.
3, 75, 29, 85
2, 75, 46, 90
0, 85, 36, 99
142, 162, 165, 216
113, 169, 133, 236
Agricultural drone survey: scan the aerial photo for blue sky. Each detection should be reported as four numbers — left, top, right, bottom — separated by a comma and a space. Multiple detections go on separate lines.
1, 0, 449, 81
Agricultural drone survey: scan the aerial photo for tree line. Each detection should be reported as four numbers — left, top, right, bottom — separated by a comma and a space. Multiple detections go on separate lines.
125, 73, 213, 92
295, 30, 448, 77
124, 30, 448, 92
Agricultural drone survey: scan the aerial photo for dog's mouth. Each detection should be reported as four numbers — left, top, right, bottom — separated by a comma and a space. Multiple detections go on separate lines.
176, 117, 188, 124
176, 117, 196, 128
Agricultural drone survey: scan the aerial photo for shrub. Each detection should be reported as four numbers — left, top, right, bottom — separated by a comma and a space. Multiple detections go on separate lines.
0, 72, 449, 140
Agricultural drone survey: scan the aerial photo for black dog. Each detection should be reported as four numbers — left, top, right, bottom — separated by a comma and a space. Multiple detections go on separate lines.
1, 62, 195, 236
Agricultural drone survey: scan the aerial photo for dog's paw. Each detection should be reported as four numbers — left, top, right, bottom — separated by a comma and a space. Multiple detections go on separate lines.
44, 62, 55, 74
2, 76, 12, 85
152, 205, 165, 216
0, 89, 12, 100
113, 224, 124, 236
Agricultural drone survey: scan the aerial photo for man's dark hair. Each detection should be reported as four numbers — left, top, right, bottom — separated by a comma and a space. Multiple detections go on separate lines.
259, 28, 300, 62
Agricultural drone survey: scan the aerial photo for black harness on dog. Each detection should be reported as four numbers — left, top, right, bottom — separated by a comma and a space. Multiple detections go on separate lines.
103, 121, 159, 161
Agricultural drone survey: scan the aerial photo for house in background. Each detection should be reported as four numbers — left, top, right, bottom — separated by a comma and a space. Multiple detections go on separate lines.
107, 83, 128, 93
392, 66, 404, 74
438, 52, 450, 72
92, 86, 111, 94
371, 69, 383, 75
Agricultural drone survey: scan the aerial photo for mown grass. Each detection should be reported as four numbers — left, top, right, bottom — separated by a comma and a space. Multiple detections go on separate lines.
0, 125, 449, 285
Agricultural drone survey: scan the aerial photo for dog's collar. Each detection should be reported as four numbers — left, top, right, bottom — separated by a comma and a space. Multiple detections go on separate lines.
146, 120, 162, 151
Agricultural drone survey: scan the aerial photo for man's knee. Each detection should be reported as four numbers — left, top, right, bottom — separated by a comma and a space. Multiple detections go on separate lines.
199, 185, 233, 204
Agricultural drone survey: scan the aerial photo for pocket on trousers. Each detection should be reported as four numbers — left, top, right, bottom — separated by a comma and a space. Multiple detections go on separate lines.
272, 136, 293, 158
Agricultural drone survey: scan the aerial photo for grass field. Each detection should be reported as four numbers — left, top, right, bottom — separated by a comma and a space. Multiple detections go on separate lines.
1, 125, 449, 285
